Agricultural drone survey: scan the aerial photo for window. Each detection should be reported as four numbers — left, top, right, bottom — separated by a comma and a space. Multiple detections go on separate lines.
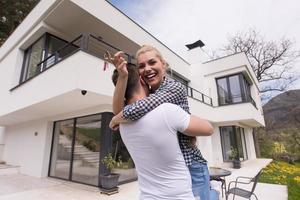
20, 33, 77, 83
21, 37, 44, 82
216, 73, 253, 106
166, 69, 189, 86
220, 126, 248, 162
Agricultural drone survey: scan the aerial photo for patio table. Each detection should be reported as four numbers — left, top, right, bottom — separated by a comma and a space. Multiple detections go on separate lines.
209, 167, 232, 197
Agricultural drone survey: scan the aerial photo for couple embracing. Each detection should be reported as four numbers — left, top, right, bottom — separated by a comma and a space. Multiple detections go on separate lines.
109, 45, 219, 200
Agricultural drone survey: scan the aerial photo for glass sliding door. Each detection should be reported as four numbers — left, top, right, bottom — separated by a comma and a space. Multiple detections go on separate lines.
71, 114, 101, 186
220, 126, 248, 162
45, 34, 78, 68
220, 126, 235, 161
49, 113, 138, 187
49, 119, 74, 179
111, 131, 137, 183
44, 35, 68, 68
235, 127, 247, 160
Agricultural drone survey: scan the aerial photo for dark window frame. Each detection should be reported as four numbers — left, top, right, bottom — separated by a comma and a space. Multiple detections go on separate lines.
19, 33, 70, 84
216, 73, 253, 106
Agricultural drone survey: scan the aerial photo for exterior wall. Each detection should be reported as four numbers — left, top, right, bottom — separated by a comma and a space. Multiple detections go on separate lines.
196, 135, 213, 165
210, 127, 224, 167
3, 120, 51, 177
0, 127, 5, 161
244, 128, 257, 160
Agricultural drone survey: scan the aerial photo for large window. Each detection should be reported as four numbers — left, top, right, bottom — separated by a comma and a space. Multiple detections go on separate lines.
20, 33, 77, 83
49, 113, 137, 187
220, 126, 248, 162
216, 73, 252, 106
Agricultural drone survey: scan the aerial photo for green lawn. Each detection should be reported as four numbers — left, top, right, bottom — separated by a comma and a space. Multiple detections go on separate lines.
259, 161, 300, 200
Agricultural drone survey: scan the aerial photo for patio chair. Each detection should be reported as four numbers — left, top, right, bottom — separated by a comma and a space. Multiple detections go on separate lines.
225, 170, 262, 200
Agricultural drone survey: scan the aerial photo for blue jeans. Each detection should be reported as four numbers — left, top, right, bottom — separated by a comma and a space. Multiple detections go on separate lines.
188, 160, 210, 200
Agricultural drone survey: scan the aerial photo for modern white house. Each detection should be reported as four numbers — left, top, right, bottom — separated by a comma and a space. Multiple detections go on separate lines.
0, 0, 264, 188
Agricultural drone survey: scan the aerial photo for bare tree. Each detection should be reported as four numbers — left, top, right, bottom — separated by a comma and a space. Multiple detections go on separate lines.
220, 29, 300, 97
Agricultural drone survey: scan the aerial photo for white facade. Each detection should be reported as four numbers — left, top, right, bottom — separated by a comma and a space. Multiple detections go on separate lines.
0, 0, 264, 184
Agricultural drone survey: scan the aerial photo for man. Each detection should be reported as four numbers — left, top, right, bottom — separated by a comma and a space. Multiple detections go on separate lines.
110, 64, 213, 200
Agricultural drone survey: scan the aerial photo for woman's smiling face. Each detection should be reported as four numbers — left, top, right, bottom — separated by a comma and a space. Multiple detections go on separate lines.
137, 50, 166, 91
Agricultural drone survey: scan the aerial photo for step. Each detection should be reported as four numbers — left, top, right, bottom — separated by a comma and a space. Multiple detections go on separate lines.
64, 145, 86, 149
79, 153, 99, 158
0, 164, 20, 175
74, 151, 99, 155
82, 157, 99, 162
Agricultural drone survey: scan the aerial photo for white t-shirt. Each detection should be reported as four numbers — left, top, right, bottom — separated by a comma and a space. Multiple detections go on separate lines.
120, 103, 194, 200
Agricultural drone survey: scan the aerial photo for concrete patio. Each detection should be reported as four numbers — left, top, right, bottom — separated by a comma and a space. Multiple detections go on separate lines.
0, 159, 287, 200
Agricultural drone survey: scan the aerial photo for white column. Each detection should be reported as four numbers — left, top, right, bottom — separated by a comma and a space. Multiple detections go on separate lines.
0, 126, 5, 162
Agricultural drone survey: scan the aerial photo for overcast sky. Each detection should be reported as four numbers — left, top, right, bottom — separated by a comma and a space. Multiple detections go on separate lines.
108, 0, 300, 89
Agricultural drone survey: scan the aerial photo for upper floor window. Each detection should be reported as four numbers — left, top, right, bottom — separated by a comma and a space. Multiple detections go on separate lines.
216, 73, 252, 106
166, 69, 189, 86
20, 33, 77, 83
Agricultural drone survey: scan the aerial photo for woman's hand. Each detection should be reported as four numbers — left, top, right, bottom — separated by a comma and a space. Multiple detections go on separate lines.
109, 111, 131, 131
109, 116, 120, 131
112, 51, 128, 78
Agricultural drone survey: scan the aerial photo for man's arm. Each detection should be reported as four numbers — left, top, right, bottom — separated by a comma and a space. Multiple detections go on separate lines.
123, 80, 187, 120
163, 103, 213, 137
184, 115, 214, 136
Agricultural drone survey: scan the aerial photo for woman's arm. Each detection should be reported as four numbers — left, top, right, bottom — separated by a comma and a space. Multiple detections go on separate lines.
112, 75, 127, 114
111, 51, 128, 114
123, 79, 188, 121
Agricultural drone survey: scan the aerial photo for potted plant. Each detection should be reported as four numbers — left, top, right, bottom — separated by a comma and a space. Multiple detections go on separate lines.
229, 146, 241, 169
100, 153, 120, 190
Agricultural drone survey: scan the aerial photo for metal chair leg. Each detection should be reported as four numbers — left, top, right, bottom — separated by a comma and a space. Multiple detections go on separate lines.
252, 193, 258, 200
225, 193, 229, 200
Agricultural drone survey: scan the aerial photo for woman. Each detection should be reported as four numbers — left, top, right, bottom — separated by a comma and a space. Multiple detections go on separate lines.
111, 45, 214, 200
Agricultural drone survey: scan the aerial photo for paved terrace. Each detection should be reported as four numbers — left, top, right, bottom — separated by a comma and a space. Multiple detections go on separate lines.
0, 159, 287, 200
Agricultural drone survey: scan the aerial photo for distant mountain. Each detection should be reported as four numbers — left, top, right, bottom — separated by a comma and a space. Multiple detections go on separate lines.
263, 89, 300, 130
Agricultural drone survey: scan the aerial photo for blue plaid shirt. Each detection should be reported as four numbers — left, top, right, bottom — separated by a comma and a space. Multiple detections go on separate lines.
123, 77, 206, 166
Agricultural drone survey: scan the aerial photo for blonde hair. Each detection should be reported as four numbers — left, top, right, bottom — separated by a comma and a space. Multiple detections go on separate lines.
136, 45, 168, 68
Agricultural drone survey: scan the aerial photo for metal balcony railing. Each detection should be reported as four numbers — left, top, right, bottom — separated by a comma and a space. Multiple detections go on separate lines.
36, 33, 135, 72
11, 33, 135, 91
186, 85, 213, 106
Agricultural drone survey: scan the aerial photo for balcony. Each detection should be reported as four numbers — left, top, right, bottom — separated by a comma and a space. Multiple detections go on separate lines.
12, 33, 135, 91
